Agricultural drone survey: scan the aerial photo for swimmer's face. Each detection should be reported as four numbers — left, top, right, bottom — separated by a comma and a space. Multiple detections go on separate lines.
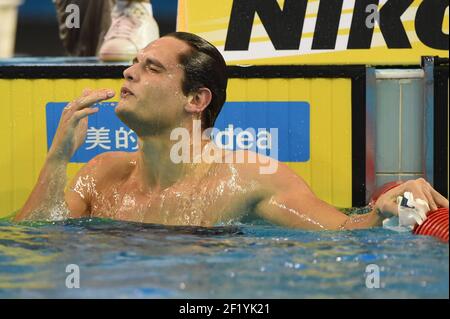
116, 37, 191, 135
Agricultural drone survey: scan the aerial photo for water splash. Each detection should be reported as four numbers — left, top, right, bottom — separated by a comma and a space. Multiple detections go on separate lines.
73, 175, 98, 200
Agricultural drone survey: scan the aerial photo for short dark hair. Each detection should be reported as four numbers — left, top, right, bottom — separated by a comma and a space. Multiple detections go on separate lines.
165, 32, 228, 128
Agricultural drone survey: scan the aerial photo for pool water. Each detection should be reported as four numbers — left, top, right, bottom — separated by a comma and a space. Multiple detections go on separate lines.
0, 218, 448, 298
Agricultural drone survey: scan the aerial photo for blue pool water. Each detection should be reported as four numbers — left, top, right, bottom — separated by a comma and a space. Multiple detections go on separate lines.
0, 218, 448, 298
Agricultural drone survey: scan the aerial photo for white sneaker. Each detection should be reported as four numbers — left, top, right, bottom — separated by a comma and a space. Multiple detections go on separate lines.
99, 1, 159, 62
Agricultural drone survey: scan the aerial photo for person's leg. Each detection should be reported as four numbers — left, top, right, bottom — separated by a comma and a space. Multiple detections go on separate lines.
99, 0, 160, 61
54, 0, 114, 56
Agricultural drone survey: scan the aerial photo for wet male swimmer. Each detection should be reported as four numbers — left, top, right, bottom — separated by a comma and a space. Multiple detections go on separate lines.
15, 32, 448, 229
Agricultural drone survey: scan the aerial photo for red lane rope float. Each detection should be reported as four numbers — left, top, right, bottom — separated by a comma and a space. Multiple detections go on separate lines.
413, 208, 449, 243
370, 181, 449, 243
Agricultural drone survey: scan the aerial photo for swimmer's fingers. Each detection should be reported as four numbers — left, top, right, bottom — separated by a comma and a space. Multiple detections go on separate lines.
69, 89, 115, 112
403, 178, 448, 211
403, 179, 435, 211
423, 188, 437, 212
63, 88, 92, 114
430, 187, 449, 208
415, 179, 441, 211
75, 89, 115, 110
378, 179, 448, 216
72, 107, 100, 123
82, 88, 92, 96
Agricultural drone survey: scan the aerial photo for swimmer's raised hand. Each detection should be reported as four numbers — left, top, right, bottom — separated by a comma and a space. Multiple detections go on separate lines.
47, 88, 115, 162
15, 88, 114, 221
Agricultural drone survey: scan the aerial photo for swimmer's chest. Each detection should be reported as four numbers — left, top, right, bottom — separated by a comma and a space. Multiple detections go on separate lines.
90, 172, 261, 226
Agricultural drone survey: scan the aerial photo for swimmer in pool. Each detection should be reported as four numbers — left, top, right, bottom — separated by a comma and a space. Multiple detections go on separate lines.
14, 32, 449, 229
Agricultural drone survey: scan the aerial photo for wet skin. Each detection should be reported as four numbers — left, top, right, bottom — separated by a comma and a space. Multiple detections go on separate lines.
67, 151, 282, 226
15, 36, 449, 229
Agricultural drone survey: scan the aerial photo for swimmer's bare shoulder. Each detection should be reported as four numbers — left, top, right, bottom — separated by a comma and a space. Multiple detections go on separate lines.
228, 150, 349, 229
65, 151, 135, 217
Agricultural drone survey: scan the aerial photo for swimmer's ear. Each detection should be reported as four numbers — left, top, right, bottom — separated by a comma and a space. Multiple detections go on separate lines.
184, 87, 212, 114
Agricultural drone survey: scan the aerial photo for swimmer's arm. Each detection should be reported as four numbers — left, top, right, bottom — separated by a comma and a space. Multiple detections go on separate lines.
253, 163, 382, 230
14, 89, 114, 222
255, 189, 382, 231
14, 157, 90, 221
